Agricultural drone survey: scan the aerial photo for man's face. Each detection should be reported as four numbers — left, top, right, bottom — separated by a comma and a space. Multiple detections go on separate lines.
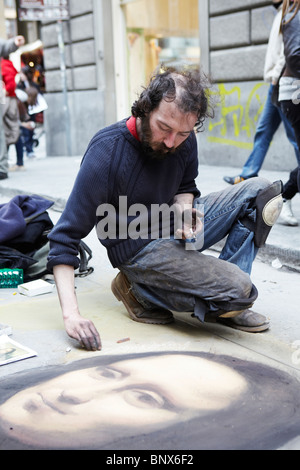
139, 99, 198, 160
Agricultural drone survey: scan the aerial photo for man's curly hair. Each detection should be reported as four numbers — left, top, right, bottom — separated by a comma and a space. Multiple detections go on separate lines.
131, 65, 214, 133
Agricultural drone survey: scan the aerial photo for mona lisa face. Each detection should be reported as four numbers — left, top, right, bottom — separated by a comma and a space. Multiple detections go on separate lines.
0, 354, 247, 448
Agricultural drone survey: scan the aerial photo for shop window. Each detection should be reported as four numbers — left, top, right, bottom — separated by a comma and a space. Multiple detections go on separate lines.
122, 0, 200, 107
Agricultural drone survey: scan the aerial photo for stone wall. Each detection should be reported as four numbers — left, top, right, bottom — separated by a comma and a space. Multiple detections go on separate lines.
210, 0, 272, 82
199, 0, 298, 173
41, 0, 115, 156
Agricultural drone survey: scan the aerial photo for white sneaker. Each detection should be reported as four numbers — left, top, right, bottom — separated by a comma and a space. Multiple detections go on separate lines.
27, 152, 36, 158
278, 199, 298, 226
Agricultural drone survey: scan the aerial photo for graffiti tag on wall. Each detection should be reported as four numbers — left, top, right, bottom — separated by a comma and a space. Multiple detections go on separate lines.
207, 82, 268, 150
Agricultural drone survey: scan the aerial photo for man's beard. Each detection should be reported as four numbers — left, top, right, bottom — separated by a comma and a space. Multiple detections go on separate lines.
139, 115, 177, 161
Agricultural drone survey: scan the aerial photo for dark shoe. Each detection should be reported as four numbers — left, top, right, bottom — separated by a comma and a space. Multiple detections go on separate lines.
111, 272, 174, 324
0, 172, 8, 180
216, 309, 269, 333
223, 175, 245, 185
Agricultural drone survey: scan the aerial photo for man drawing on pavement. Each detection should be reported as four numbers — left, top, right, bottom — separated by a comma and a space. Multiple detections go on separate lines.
47, 66, 283, 351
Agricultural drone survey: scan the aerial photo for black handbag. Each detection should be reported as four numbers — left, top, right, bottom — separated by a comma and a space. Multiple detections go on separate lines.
271, 82, 280, 106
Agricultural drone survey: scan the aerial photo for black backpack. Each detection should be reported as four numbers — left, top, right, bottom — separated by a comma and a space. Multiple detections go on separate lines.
0, 210, 93, 282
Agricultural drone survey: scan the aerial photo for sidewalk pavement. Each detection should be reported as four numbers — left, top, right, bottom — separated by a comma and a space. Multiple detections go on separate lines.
1, 144, 300, 449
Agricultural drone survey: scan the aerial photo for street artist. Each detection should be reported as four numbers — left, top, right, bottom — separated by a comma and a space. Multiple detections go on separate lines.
47, 66, 283, 350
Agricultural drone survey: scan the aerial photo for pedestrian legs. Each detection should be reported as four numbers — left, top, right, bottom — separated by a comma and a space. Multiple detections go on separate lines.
240, 85, 282, 179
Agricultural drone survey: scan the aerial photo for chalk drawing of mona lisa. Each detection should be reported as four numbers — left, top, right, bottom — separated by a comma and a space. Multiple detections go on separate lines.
0, 351, 300, 450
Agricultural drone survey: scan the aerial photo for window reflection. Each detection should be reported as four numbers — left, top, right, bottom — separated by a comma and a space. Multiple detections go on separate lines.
122, 0, 200, 108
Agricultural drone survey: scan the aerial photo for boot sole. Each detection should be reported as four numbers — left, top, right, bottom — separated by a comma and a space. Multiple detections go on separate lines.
216, 317, 270, 333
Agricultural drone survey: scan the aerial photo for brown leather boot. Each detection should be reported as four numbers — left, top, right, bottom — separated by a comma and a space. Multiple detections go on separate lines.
111, 272, 174, 324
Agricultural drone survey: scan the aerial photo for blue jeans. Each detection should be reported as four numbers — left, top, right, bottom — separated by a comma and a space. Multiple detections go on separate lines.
21, 126, 34, 155
240, 84, 300, 179
15, 135, 24, 166
120, 177, 270, 321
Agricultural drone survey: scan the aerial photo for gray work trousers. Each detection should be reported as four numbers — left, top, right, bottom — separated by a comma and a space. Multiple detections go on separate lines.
120, 177, 270, 321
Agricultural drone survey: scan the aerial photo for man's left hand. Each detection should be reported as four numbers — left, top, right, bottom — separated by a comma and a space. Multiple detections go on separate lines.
175, 207, 203, 240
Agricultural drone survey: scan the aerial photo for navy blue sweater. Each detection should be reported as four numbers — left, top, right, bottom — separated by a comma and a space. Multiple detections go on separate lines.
47, 118, 200, 270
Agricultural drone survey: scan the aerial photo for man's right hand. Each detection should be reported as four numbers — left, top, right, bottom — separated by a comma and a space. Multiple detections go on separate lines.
53, 264, 102, 351
64, 315, 101, 351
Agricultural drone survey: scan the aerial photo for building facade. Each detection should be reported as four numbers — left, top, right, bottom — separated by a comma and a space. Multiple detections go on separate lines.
6, 0, 296, 172
41, 0, 202, 157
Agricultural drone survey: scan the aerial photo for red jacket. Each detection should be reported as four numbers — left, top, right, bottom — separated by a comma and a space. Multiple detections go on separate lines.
1, 58, 18, 97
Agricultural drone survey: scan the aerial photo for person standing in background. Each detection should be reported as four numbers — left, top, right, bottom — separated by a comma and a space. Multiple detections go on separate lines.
16, 65, 40, 159
279, 0, 300, 193
1, 55, 24, 171
0, 35, 25, 180
223, 1, 299, 224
